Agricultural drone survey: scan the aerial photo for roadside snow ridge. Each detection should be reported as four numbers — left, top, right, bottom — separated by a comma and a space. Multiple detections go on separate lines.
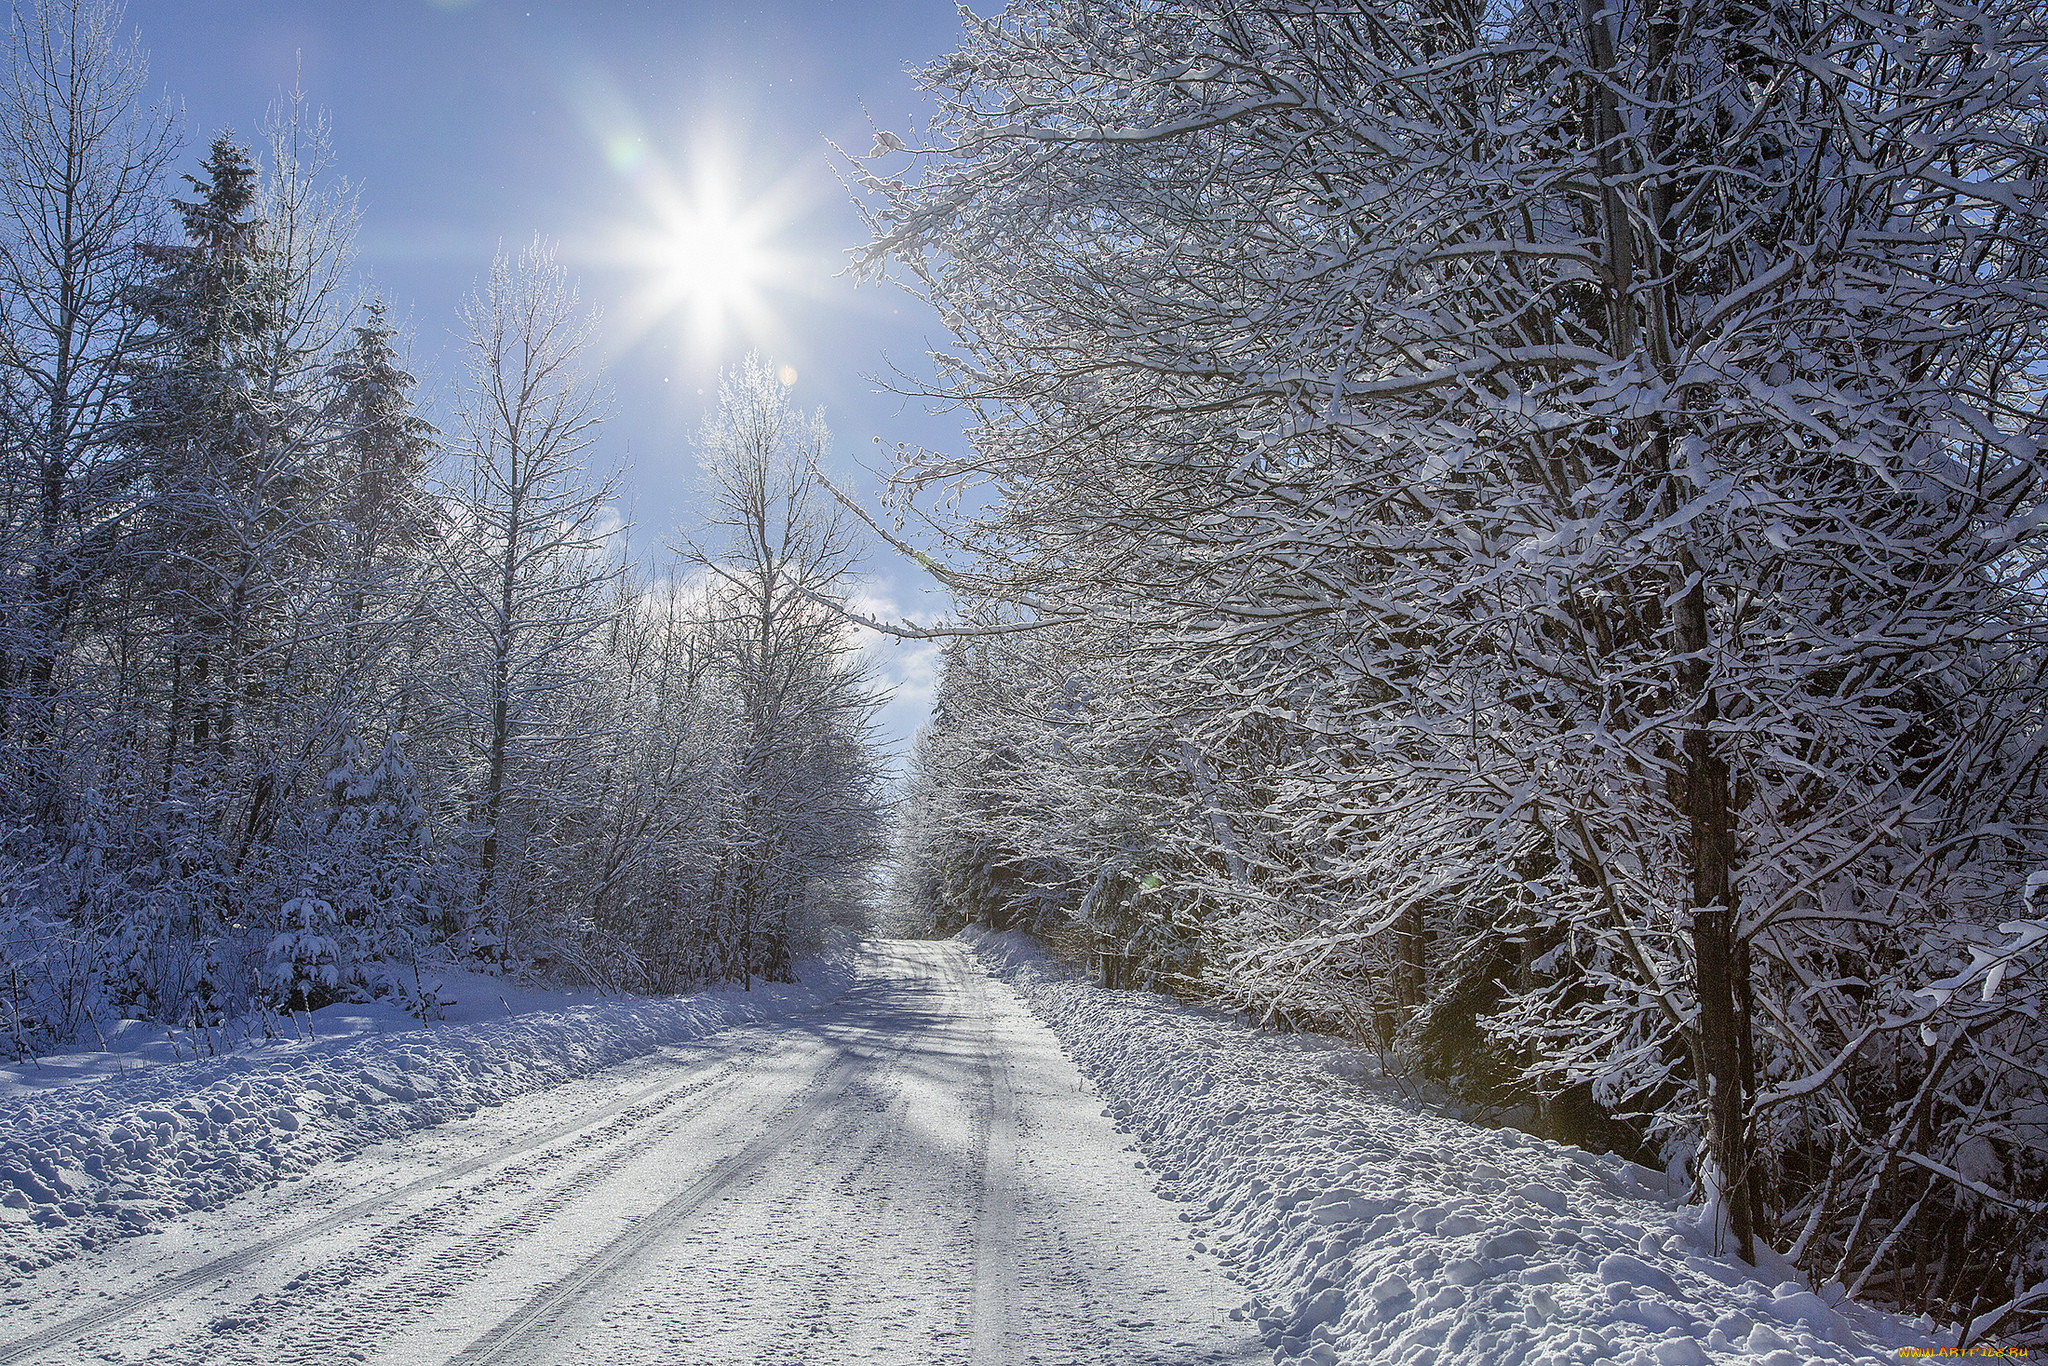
0, 958, 852, 1277
963, 926, 1942, 1366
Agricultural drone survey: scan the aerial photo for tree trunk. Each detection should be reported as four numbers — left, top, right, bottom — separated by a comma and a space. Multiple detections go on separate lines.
1395, 905, 1429, 1013
1583, 0, 1756, 1262
1680, 572, 1755, 1263
164, 645, 184, 790
478, 490, 523, 950
478, 661, 510, 928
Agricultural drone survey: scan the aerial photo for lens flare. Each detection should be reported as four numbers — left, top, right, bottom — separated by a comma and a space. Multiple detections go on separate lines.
564, 61, 821, 360
661, 206, 762, 324
604, 133, 646, 173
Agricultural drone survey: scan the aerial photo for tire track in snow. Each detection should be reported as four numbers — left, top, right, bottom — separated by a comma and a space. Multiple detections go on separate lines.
968, 960, 1020, 1366
537, 948, 976, 1366
149, 1042, 783, 1366
625, 1024, 917, 1362
445, 1061, 848, 1364
0, 1046, 755, 1366
447, 973, 932, 1365
11, 942, 1262, 1366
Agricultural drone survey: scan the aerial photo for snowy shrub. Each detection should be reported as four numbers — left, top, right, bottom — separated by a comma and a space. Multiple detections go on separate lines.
264, 886, 343, 1010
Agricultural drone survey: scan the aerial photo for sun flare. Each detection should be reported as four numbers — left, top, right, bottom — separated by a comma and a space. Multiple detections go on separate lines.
576, 87, 822, 361
603, 172, 794, 358
660, 209, 763, 321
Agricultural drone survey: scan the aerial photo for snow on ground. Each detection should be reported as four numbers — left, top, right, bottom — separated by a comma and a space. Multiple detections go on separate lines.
3, 940, 1258, 1366
963, 926, 1945, 1366
0, 965, 637, 1099
0, 950, 855, 1279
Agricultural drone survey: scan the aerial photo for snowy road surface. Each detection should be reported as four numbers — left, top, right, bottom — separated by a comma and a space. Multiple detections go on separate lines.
0, 942, 1261, 1365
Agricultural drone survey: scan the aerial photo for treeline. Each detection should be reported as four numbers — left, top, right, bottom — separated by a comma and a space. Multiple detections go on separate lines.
870, 0, 2048, 1339
0, 2, 884, 1049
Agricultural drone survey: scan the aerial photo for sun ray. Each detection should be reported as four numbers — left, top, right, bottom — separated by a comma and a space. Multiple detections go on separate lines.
580, 127, 816, 363
553, 58, 855, 368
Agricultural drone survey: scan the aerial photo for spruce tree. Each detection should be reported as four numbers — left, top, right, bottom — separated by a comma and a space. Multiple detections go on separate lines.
124, 132, 277, 778
323, 298, 435, 698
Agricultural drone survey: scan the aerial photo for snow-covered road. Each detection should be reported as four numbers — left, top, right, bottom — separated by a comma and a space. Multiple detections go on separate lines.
0, 941, 1261, 1366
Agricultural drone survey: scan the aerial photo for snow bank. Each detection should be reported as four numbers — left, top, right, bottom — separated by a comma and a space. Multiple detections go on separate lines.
0, 964, 653, 1098
0, 950, 856, 1278
963, 927, 1941, 1366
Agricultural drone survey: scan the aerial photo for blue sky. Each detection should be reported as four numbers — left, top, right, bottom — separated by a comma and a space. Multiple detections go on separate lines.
120, 0, 970, 754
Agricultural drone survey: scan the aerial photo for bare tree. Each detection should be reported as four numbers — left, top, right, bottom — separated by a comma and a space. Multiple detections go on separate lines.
437, 239, 620, 960
0, 0, 173, 784
689, 355, 885, 987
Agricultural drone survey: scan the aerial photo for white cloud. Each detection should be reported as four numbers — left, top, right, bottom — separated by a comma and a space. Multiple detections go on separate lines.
844, 574, 947, 763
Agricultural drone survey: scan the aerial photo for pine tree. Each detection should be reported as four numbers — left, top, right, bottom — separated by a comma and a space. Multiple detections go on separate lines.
266, 724, 429, 1007
124, 132, 280, 778
323, 298, 434, 711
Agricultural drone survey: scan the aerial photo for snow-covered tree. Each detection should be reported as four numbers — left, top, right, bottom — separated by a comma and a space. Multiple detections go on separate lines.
863, 0, 2048, 1315
0, 35, 891, 1057
264, 726, 429, 1009
688, 355, 886, 986
325, 300, 432, 648
435, 239, 621, 964
124, 133, 280, 772
0, 0, 173, 797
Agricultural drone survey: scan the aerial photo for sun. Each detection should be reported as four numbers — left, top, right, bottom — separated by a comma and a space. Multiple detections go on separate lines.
653, 201, 765, 338
601, 159, 801, 360
563, 63, 816, 359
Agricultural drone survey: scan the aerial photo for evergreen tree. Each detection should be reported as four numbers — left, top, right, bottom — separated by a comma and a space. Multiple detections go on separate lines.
124, 132, 283, 779
322, 298, 435, 719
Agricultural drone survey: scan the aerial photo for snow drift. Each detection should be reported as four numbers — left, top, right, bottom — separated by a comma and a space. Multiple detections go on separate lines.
963, 927, 1944, 1366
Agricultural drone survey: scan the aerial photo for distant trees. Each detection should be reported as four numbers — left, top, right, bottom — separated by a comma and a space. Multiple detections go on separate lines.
869, 0, 2048, 1333
0, 1, 886, 1058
